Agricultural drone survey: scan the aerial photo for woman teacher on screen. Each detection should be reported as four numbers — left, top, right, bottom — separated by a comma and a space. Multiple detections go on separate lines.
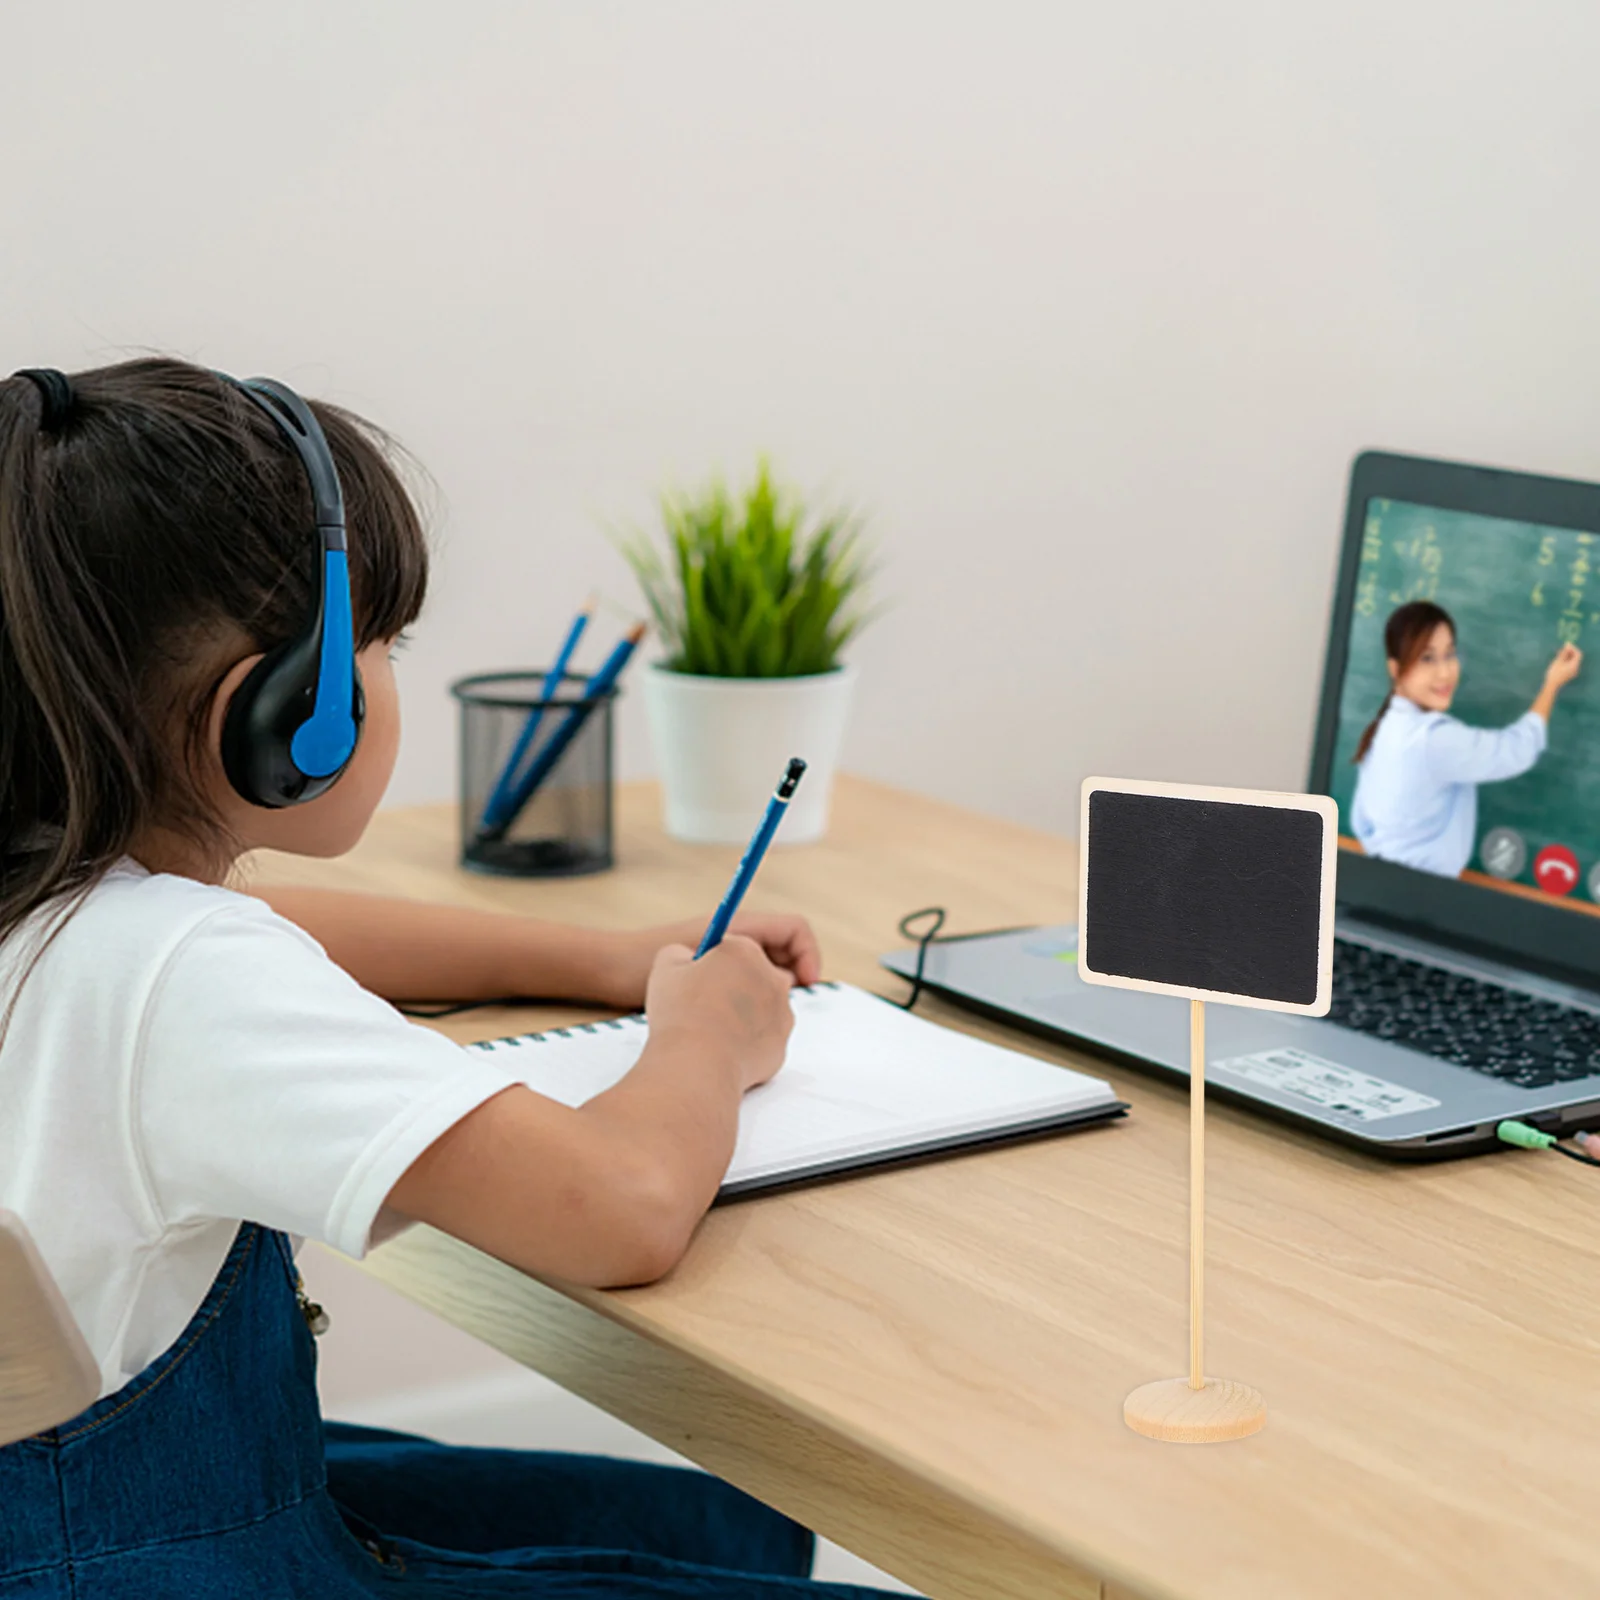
1350, 600, 1582, 878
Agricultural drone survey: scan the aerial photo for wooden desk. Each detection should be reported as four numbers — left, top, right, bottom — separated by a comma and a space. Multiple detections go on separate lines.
248, 777, 1600, 1600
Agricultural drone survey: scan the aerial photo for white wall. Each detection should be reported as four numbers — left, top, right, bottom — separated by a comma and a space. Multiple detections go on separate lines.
8, 0, 1600, 834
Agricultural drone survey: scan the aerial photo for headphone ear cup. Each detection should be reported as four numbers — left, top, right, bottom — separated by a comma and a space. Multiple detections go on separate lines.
221, 641, 364, 808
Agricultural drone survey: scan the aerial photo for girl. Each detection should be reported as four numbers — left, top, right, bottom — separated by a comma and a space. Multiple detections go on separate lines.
0, 358, 899, 1597
1350, 599, 1582, 878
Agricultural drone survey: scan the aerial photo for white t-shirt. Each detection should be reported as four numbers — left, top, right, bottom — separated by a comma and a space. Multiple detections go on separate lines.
0, 863, 521, 1400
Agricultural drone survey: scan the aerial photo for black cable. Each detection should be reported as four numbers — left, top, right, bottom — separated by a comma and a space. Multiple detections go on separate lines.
1552, 1140, 1600, 1170
895, 906, 948, 1011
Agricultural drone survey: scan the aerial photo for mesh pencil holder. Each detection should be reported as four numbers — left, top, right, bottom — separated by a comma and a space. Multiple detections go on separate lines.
452, 670, 616, 877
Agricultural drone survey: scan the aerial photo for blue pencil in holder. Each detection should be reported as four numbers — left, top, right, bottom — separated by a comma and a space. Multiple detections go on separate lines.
478, 597, 595, 834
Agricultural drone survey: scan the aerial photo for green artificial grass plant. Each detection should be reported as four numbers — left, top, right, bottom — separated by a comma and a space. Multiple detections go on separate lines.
619, 461, 873, 678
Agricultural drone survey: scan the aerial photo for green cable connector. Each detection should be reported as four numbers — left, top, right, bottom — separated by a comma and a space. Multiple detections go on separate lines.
1496, 1119, 1558, 1150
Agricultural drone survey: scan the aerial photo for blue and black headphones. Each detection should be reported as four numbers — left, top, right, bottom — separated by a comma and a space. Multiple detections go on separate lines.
10, 366, 363, 809
219, 376, 364, 808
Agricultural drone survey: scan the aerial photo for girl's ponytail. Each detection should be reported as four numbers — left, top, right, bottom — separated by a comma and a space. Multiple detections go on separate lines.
1351, 690, 1393, 765
0, 357, 431, 960
0, 373, 164, 937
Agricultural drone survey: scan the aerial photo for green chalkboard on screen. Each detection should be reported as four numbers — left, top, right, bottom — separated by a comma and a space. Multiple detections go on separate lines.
1328, 497, 1600, 898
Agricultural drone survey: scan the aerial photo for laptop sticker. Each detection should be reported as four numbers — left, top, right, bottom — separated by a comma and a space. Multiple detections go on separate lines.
1212, 1048, 1442, 1123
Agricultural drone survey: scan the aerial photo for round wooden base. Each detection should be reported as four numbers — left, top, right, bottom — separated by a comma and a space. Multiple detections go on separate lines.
1124, 1377, 1266, 1443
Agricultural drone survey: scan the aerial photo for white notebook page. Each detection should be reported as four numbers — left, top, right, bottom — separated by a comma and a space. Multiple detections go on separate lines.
470, 982, 1119, 1190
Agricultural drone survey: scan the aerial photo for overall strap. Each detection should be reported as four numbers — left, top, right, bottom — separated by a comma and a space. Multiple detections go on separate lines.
0, 1223, 330, 1575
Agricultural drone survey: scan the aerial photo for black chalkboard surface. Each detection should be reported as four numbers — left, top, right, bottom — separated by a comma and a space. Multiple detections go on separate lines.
1078, 779, 1336, 1015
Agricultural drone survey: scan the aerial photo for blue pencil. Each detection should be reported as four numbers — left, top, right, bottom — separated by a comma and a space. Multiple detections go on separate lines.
479, 596, 595, 833
695, 759, 808, 958
479, 622, 647, 842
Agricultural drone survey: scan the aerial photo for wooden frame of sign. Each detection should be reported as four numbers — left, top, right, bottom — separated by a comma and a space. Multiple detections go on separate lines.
0, 1210, 98, 1446
1078, 777, 1337, 1443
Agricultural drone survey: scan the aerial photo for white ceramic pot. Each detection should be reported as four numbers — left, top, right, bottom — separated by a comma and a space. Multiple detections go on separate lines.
642, 665, 857, 844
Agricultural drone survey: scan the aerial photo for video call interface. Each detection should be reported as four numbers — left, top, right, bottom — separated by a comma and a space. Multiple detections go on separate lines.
1327, 497, 1600, 918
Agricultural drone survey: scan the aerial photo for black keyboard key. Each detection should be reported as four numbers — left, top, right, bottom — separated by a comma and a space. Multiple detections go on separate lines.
1331, 939, 1600, 1086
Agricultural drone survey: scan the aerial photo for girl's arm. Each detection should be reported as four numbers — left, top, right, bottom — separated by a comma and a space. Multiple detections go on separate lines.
386, 938, 793, 1285
251, 886, 820, 1008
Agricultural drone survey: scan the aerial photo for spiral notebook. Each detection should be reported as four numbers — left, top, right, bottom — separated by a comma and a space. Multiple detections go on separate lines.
470, 981, 1127, 1198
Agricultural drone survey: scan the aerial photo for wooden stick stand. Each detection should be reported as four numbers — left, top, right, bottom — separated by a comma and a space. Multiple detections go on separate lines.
1123, 1000, 1266, 1443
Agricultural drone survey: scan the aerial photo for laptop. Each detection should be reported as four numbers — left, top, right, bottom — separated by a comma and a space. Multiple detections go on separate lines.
882, 450, 1600, 1156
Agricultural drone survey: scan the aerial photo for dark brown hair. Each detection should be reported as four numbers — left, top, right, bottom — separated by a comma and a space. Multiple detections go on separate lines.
0, 357, 429, 954
1352, 600, 1456, 763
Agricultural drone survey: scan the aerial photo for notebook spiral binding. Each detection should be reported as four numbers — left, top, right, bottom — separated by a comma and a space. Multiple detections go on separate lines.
470, 980, 840, 1051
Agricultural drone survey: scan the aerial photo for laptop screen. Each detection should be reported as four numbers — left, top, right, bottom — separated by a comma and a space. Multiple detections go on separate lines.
1312, 454, 1600, 981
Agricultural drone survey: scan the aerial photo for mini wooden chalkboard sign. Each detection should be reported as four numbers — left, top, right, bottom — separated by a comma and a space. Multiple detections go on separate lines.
1078, 777, 1336, 1443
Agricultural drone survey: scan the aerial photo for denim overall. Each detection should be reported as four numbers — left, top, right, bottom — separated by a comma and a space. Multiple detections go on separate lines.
0, 1224, 897, 1597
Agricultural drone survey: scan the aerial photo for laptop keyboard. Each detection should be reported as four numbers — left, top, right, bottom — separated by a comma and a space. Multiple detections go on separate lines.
1329, 939, 1600, 1088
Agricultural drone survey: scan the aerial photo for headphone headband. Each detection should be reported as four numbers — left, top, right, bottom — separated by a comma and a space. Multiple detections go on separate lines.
238, 378, 346, 548
220, 375, 364, 807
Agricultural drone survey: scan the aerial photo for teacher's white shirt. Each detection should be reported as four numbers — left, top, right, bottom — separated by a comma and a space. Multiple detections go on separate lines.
1350, 696, 1546, 877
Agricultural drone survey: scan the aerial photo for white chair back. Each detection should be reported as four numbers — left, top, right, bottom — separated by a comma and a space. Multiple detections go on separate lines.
0, 1210, 98, 1445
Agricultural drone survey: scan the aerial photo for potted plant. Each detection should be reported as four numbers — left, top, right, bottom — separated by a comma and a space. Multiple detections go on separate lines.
619, 461, 874, 844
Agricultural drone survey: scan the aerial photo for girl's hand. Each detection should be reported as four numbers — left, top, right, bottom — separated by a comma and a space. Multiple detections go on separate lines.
593, 913, 822, 1009
1545, 642, 1583, 691
644, 938, 795, 1092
